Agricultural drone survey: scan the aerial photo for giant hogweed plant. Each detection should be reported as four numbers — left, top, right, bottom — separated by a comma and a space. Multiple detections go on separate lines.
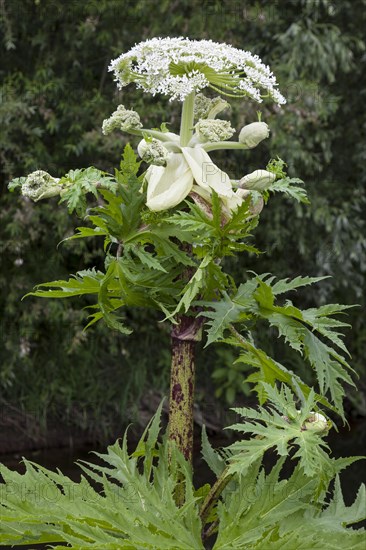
2, 38, 365, 548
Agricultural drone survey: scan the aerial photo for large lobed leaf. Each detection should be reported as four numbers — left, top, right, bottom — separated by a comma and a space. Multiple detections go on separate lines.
214, 460, 366, 549
199, 273, 355, 418
0, 404, 204, 549
224, 383, 362, 481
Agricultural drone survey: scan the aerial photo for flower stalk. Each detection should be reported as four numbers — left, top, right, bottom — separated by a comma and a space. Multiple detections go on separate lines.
180, 92, 195, 146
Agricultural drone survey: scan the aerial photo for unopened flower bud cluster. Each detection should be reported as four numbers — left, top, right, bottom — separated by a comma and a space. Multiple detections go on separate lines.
137, 139, 170, 166
102, 105, 142, 135
195, 119, 235, 142
194, 93, 230, 120
21, 170, 61, 201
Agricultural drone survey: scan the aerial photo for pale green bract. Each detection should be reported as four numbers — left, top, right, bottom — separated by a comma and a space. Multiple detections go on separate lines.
141, 136, 244, 212
109, 37, 286, 104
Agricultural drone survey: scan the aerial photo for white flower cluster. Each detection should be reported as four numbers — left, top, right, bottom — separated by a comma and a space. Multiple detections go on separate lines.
102, 105, 142, 135
21, 170, 61, 201
137, 138, 170, 166
195, 119, 235, 142
109, 37, 286, 104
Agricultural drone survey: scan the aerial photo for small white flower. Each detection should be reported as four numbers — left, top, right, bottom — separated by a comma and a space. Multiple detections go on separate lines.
240, 169, 276, 191
109, 37, 286, 105
239, 122, 270, 148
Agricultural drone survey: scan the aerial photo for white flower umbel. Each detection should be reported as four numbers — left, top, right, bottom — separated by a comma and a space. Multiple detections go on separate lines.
109, 37, 286, 105
104, 38, 286, 215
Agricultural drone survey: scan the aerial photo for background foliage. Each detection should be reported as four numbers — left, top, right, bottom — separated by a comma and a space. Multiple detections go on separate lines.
1, 0, 365, 439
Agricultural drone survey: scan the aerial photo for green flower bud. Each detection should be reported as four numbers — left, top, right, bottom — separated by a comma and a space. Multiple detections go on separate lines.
303, 412, 330, 434
238, 121, 270, 148
102, 104, 143, 135
21, 170, 61, 201
240, 169, 276, 191
195, 119, 235, 143
137, 138, 170, 166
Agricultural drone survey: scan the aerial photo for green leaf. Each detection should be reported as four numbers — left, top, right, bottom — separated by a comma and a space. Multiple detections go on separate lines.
269, 177, 310, 204
201, 427, 226, 477
119, 143, 141, 176
170, 255, 212, 317
322, 476, 366, 526
132, 245, 168, 272
199, 278, 258, 346
200, 273, 355, 417
225, 383, 334, 479
0, 407, 204, 549
61, 224, 109, 244
251, 278, 355, 417
97, 261, 131, 334
25, 268, 104, 299
7, 176, 26, 192
214, 461, 315, 549
270, 275, 330, 295
166, 194, 258, 260
214, 459, 366, 549
59, 166, 116, 216
234, 339, 336, 413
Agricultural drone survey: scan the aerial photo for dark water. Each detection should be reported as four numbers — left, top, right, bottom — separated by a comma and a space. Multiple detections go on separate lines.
1, 420, 365, 549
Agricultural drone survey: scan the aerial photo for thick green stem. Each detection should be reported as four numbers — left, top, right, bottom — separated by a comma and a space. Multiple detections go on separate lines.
180, 92, 195, 146
168, 315, 202, 464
